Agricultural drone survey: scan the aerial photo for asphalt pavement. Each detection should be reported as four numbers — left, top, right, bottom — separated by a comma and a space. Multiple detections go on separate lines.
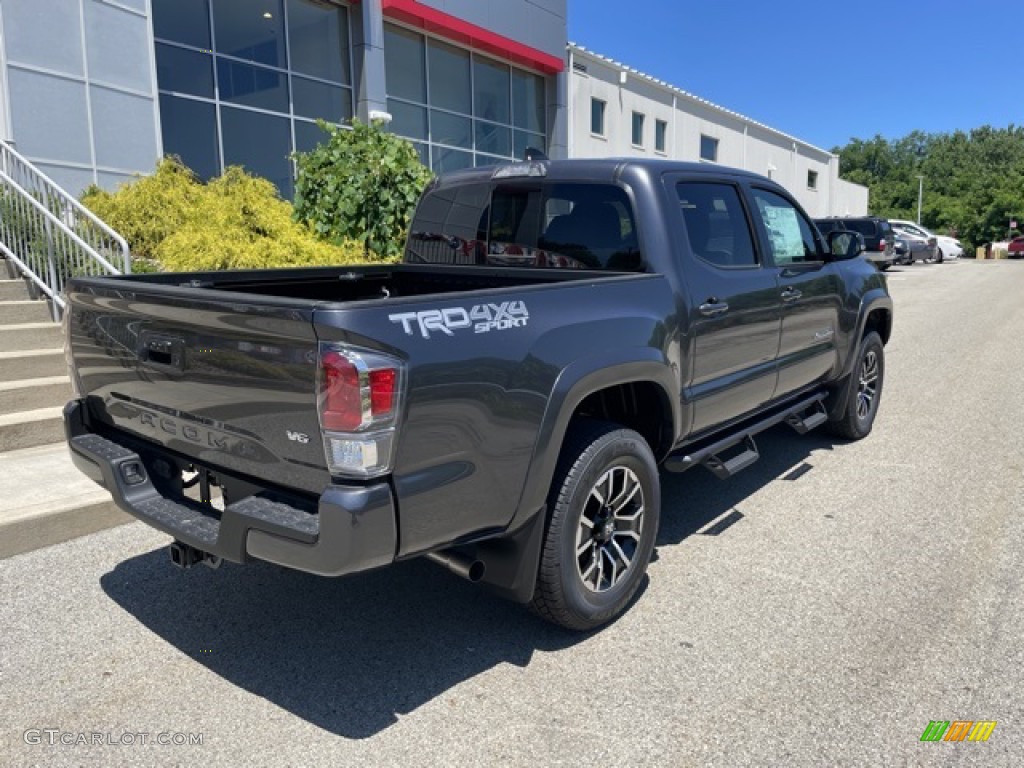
2, 259, 1022, 767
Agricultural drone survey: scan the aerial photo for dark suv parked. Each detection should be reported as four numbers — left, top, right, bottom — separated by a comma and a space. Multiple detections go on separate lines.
815, 217, 896, 271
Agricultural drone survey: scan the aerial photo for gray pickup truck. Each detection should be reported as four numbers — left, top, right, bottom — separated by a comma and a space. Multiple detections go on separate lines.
64, 158, 892, 630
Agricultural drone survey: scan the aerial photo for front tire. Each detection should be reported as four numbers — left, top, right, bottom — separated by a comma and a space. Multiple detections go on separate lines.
827, 331, 885, 440
530, 421, 660, 631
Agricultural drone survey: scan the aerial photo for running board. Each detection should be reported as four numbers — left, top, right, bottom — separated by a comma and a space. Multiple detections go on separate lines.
786, 400, 828, 434
703, 435, 760, 480
664, 392, 828, 477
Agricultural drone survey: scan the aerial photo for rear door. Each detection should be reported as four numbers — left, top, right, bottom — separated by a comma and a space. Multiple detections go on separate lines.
747, 186, 842, 399
671, 178, 782, 434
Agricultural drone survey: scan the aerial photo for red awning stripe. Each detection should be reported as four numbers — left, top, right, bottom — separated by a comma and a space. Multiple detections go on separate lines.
381, 0, 565, 75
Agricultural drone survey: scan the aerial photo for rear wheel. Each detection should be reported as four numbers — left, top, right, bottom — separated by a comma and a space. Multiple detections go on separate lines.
827, 331, 885, 440
936, 248, 944, 264
530, 421, 660, 631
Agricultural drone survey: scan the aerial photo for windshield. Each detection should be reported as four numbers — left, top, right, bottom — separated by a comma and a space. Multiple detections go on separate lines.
896, 222, 929, 237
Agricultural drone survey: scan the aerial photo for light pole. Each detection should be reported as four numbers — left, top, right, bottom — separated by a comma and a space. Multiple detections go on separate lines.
916, 175, 924, 225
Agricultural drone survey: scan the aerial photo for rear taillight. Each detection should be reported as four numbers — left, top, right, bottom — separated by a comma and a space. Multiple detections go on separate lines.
878, 238, 886, 251
368, 369, 396, 418
317, 344, 404, 478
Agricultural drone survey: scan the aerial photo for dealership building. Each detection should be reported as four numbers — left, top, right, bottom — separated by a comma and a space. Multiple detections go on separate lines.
0, 0, 866, 214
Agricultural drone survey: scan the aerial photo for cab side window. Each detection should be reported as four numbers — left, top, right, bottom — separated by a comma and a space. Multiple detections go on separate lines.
676, 182, 758, 268
750, 188, 822, 266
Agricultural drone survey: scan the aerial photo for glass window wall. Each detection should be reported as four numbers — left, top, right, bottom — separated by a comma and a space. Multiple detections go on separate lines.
384, 22, 547, 173
152, 0, 354, 197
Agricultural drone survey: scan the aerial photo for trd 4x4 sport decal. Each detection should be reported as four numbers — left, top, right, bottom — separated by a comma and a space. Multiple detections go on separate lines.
389, 301, 529, 339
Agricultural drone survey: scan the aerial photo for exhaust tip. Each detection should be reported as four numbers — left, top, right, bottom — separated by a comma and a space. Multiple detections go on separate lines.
425, 550, 485, 583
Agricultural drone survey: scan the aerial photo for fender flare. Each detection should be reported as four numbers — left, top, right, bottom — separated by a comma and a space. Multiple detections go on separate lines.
842, 292, 893, 378
508, 349, 680, 532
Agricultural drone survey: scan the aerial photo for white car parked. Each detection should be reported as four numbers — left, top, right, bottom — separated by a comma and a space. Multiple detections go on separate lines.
889, 219, 963, 262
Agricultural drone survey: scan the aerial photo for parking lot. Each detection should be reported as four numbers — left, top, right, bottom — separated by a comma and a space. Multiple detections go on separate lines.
1, 260, 1021, 766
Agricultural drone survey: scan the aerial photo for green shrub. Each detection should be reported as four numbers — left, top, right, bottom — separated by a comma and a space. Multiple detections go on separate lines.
81, 159, 200, 263
293, 118, 432, 259
81, 158, 369, 272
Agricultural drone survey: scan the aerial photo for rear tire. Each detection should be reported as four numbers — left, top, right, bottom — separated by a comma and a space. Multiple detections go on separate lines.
530, 421, 660, 631
936, 248, 944, 264
827, 331, 885, 440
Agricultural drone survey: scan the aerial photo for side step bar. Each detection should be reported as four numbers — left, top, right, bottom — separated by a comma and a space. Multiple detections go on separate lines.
786, 400, 828, 434
664, 393, 828, 479
703, 435, 760, 480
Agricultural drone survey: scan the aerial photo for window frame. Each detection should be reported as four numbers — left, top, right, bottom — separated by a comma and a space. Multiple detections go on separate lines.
406, 180, 645, 271
655, 119, 667, 154
152, 0, 356, 192
699, 134, 718, 163
807, 169, 818, 190
631, 111, 645, 148
383, 20, 548, 173
673, 179, 764, 271
748, 184, 826, 268
591, 97, 606, 137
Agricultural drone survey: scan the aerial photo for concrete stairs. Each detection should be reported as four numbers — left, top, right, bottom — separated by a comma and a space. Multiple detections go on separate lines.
0, 258, 130, 559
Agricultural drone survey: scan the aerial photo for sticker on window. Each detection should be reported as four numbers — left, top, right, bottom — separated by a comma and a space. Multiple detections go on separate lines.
761, 204, 804, 262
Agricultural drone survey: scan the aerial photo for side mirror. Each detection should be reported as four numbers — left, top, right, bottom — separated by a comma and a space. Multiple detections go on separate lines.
827, 230, 865, 260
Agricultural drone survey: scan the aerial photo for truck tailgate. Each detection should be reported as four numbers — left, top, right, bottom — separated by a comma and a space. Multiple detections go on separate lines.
66, 281, 329, 495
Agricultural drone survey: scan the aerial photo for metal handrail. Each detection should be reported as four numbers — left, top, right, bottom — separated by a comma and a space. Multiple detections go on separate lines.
0, 141, 129, 317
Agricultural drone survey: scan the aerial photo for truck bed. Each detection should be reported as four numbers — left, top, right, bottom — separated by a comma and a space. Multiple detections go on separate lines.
107, 263, 620, 303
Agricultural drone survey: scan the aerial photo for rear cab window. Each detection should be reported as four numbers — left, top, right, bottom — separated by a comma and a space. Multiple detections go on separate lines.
406, 181, 643, 271
675, 182, 759, 268
843, 220, 875, 238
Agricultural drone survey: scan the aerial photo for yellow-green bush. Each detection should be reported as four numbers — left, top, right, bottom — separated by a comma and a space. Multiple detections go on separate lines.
81, 159, 200, 263
81, 158, 376, 272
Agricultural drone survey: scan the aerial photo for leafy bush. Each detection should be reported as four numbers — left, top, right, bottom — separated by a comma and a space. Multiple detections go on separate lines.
81, 158, 368, 272
82, 159, 199, 264
293, 118, 433, 259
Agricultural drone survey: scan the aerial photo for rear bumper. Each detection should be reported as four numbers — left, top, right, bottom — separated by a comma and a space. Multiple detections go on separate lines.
64, 400, 397, 577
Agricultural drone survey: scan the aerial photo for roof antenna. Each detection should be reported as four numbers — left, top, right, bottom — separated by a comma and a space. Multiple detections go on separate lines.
523, 147, 548, 161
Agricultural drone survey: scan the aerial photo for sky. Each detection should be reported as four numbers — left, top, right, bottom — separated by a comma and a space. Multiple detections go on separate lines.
568, 0, 1021, 151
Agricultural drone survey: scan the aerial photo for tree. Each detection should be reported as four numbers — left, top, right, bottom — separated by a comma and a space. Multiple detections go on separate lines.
293, 118, 433, 260
833, 125, 1024, 250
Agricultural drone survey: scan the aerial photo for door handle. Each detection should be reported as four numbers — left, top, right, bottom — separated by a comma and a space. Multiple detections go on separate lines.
137, 331, 185, 372
781, 287, 803, 302
699, 301, 729, 317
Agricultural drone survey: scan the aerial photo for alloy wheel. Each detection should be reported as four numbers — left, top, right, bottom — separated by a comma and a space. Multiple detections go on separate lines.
575, 466, 645, 592
856, 349, 879, 421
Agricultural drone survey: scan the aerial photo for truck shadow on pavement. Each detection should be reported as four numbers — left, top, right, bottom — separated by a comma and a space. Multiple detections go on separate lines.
101, 539, 584, 739
100, 424, 838, 739
657, 424, 837, 546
